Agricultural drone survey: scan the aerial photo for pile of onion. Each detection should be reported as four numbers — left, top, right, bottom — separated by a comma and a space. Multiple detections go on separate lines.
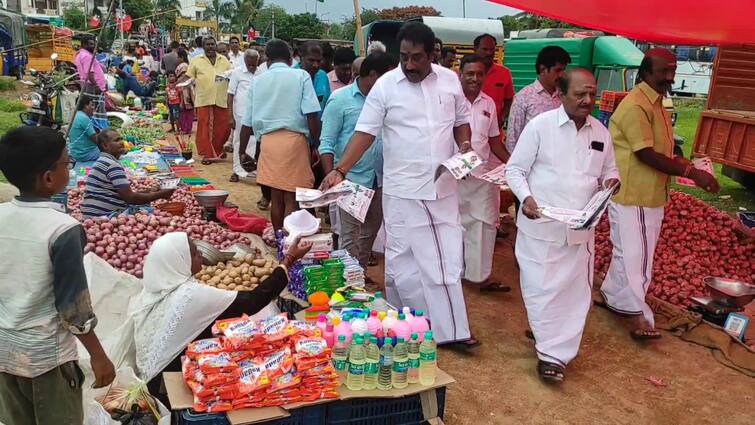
595, 191, 755, 307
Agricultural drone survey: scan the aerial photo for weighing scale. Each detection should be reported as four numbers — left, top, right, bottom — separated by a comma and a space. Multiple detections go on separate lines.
194, 190, 229, 223
689, 277, 755, 327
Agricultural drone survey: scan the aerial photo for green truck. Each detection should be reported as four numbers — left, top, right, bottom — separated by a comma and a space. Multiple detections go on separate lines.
504, 36, 645, 111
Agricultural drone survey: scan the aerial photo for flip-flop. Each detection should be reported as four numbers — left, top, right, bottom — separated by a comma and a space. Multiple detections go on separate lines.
229, 174, 239, 183
201, 159, 212, 165
480, 282, 511, 292
537, 360, 565, 383
630, 329, 662, 340
440, 337, 481, 351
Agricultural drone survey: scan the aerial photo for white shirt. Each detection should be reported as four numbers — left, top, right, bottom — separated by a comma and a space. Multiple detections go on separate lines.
355, 64, 471, 200
467, 91, 501, 175
227, 66, 254, 115
506, 106, 620, 245
228, 50, 244, 69
255, 61, 268, 76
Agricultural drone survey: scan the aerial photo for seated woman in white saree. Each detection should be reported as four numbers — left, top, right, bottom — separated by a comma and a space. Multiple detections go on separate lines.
127, 232, 311, 399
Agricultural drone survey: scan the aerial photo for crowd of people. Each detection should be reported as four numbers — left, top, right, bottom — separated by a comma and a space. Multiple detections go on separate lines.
0, 19, 725, 425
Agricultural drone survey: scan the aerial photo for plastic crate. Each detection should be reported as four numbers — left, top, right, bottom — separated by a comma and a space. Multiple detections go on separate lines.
599, 91, 629, 112
326, 387, 446, 425
277, 295, 308, 319
177, 410, 229, 425
597, 111, 612, 127
176, 404, 326, 425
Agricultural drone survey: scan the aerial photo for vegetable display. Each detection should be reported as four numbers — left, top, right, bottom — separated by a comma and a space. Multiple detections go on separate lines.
120, 126, 166, 144
83, 211, 250, 277
595, 192, 755, 307
95, 382, 161, 424
194, 254, 278, 291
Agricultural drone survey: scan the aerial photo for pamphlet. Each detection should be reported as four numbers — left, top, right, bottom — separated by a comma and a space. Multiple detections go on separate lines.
434, 151, 483, 181
476, 162, 508, 186
676, 157, 714, 187
336, 184, 375, 223
296, 181, 355, 208
539, 183, 619, 230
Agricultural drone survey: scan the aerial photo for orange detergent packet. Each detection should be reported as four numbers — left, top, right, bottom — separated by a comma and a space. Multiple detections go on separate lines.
288, 320, 320, 338
181, 356, 198, 381
293, 336, 330, 358
218, 317, 260, 349
211, 314, 249, 336
270, 370, 301, 393
261, 347, 294, 380
295, 355, 331, 371
237, 359, 271, 395
186, 380, 239, 400
193, 396, 233, 413
299, 362, 335, 377
196, 352, 239, 375
256, 314, 291, 344
203, 369, 242, 387
228, 351, 253, 363
187, 338, 226, 359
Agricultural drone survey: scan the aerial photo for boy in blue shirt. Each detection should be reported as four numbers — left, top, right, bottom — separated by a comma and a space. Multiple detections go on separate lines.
0, 126, 115, 424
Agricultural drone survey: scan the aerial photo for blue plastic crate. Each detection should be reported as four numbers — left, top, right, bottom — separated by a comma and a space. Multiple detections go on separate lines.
177, 410, 229, 425
597, 111, 612, 127
326, 387, 446, 425
176, 404, 326, 425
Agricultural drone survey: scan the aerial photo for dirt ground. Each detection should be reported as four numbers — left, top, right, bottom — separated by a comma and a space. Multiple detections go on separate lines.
194, 158, 754, 425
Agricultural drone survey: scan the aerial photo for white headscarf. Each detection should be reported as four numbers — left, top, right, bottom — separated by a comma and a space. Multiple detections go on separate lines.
128, 232, 236, 381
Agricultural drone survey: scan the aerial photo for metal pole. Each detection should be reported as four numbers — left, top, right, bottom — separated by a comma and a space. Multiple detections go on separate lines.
353, 0, 364, 56
463, 0, 466, 18
65, 0, 117, 138
271, 9, 275, 39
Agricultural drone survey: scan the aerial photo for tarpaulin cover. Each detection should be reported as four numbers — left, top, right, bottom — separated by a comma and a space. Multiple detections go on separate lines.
487, 0, 755, 45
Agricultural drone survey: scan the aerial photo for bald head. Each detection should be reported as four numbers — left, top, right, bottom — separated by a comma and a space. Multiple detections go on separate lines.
558, 68, 597, 125
640, 47, 677, 95
351, 57, 365, 82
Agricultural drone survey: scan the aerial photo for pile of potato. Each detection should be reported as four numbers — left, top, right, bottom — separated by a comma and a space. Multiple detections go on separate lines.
195, 254, 278, 291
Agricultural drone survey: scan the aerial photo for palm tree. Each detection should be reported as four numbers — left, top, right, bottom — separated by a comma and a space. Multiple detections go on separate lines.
155, 0, 181, 32
220, 0, 264, 33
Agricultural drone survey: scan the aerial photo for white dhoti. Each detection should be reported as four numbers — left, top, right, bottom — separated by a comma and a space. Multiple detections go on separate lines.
232, 112, 256, 178
459, 178, 500, 283
516, 232, 593, 366
600, 201, 664, 328
383, 192, 471, 344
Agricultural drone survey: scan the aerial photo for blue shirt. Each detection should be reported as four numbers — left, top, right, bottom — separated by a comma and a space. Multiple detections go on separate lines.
68, 111, 99, 162
319, 80, 383, 189
294, 64, 331, 110
242, 62, 321, 137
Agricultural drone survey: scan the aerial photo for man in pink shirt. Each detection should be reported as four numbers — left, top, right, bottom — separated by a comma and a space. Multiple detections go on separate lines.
74, 36, 108, 129
327, 47, 357, 92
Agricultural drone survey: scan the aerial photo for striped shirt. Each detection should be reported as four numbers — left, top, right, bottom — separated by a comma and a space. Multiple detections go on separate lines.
81, 153, 130, 219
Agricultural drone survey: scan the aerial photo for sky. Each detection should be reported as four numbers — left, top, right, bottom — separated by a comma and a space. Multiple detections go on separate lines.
266, 0, 521, 23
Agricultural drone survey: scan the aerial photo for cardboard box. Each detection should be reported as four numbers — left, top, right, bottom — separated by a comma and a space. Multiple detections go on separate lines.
163, 368, 454, 425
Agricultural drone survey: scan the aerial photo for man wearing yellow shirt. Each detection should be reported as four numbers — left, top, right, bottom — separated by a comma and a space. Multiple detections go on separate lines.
187, 36, 233, 165
600, 48, 719, 340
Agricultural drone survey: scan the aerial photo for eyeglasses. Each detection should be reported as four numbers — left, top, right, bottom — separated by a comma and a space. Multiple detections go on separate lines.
51, 158, 75, 171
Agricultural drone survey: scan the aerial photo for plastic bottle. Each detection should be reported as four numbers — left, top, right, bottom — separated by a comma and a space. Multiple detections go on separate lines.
419, 330, 437, 385
351, 311, 369, 335
377, 311, 387, 322
363, 336, 380, 390
410, 310, 430, 342
402, 306, 414, 324
392, 337, 409, 389
382, 310, 398, 333
334, 315, 353, 345
377, 337, 394, 391
363, 332, 372, 347
392, 313, 412, 341
370, 291, 390, 312
407, 333, 421, 384
333, 335, 349, 384
366, 310, 382, 334
316, 314, 328, 336
346, 335, 365, 390
323, 323, 335, 348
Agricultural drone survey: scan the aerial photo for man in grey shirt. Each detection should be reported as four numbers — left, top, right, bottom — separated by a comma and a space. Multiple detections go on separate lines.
161, 41, 180, 74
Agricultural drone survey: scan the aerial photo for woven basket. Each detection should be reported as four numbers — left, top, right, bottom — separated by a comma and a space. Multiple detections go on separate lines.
155, 201, 186, 216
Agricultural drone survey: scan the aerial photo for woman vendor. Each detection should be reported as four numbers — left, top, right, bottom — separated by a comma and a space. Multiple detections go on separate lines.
130, 232, 312, 396
80, 129, 174, 219
68, 96, 100, 163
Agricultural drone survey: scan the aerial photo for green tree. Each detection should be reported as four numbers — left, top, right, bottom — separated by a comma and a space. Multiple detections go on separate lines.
341, 8, 381, 42
155, 0, 181, 33
63, 5, 86, 31
123, 0, 155, 20
251, 4, 288, 38
276, 13, 324, 41
220, 0, 265, 33
499, 12, 572, 37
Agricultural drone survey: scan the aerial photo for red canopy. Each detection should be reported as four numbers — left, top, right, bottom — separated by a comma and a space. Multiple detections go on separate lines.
487, 0, 755, 45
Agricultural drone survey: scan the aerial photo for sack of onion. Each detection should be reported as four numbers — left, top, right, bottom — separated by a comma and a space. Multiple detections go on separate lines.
195, 253, 278, 291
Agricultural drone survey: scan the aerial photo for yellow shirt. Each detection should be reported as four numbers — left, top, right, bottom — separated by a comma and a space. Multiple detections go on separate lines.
186, 54, 232, 108
609, 82, 674, 208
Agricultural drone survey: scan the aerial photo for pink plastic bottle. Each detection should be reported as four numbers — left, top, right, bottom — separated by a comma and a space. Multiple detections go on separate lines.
366, 310, 382, 335
392, 313, 412, 341
382, 310, 398, 333
333, 316, 353, 345
316, 314, 328, 336
410, 310, 430, 341
323, 323, 335, 347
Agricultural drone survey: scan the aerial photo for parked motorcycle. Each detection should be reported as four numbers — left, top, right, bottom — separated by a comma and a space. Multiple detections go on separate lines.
19, 54, 78, 130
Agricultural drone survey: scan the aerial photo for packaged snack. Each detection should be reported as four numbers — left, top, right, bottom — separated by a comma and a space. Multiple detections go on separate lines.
187, 338, 226, 359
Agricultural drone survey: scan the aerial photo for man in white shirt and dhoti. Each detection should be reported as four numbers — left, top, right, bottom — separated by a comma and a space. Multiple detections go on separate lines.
321, 22, 478, 348
456, 54, 510, 292
506, 68, 620, 381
